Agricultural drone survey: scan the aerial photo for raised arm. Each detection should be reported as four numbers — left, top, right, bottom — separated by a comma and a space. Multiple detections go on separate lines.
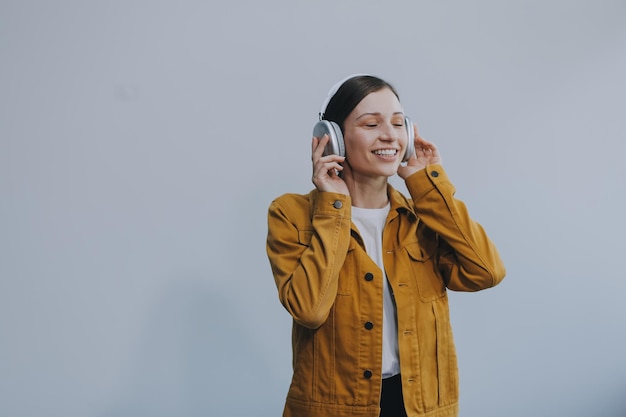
398, 127, 505, 291
267, 191, 352, 329
405, 165, 506, 291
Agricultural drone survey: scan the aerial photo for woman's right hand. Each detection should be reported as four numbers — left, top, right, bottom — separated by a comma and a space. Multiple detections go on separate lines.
311, 135, 350, 196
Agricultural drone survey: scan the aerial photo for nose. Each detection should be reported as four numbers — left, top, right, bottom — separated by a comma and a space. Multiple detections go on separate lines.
379, 122, 398, 142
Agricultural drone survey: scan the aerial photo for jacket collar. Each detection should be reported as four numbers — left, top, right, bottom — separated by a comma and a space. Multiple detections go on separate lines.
307, 184, 417, 223
387, 183, 418, 223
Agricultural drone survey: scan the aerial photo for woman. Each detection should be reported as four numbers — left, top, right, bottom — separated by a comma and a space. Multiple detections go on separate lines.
266, 75, 506, 417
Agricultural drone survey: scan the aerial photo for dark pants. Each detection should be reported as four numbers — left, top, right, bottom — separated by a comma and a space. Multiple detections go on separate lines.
380, 374, 408, 417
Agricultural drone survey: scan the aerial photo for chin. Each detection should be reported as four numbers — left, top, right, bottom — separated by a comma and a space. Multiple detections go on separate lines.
384, 165, 402, 177
377, 169, 400, 178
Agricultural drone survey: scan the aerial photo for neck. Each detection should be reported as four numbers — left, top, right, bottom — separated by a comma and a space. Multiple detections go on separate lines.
344, 175, 389, 209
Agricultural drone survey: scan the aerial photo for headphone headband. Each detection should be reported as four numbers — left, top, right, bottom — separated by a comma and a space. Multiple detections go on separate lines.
318, 73, 369, 120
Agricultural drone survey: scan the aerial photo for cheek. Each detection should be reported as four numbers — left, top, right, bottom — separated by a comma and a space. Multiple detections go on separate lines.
399, 129, 409, 147
343, 133, 368, 156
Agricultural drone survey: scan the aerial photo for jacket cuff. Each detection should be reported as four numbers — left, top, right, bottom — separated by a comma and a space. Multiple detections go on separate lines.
404, 164, 450, 200
313, 192, 351, 217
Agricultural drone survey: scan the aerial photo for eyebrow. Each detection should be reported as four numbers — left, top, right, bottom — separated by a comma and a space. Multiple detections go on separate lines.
356, 111, 405, 120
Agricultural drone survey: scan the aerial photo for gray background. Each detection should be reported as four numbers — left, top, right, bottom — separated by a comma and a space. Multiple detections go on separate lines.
1, 1, 625, 416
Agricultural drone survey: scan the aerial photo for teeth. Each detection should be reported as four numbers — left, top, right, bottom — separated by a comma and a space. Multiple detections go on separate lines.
373, 149, 397, 156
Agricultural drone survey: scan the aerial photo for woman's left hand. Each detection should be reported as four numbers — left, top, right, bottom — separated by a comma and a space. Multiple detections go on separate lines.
397, 125, 442, 179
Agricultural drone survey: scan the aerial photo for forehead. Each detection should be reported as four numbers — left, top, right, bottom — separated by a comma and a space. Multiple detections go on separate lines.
352, 88, 403, 115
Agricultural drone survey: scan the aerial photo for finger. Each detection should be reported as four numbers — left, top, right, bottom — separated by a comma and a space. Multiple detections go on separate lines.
417, 141, 439, 158
311, 136, 319, 155
315, 153, 346, 169
423, 143, 439, 158
314, 159, 344, 176
312, 134, 326, 156
328, 164, 344, 178
312, 161, 344, 183
312, 134, 331, 160
414, 134, 434, 148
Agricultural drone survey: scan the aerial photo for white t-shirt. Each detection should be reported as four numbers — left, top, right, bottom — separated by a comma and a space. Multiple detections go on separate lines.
351, 203, 400, 378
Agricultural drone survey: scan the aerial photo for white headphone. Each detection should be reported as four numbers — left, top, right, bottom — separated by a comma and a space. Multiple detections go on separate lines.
313, 74, 415, 162
318, 73, 368, 121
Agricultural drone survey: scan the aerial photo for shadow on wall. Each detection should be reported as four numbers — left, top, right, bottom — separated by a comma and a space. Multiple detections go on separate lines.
101, 275, 280, 417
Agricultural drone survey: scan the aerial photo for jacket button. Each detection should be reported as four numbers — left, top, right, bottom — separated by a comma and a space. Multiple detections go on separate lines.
364, 272, 374, 281
363, 370, 373, 379
430, 170, 439, 177
364, 322, 374, 330
333, 200, 343, 209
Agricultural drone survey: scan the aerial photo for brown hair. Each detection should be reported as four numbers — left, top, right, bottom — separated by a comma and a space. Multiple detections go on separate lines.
322, 75, 400, 133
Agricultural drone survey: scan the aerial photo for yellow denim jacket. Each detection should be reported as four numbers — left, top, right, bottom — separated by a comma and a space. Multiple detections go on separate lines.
266, 165, 506, 417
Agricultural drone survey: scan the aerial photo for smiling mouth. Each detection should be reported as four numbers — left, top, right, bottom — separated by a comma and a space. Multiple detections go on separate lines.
373, 149, 398, 156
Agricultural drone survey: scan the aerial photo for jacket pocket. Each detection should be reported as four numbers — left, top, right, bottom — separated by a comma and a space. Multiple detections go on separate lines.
297, 228, 313, 246
404, 241, 446, 302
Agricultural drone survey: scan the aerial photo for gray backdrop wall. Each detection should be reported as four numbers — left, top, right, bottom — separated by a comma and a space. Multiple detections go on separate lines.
1, 1, 625, 416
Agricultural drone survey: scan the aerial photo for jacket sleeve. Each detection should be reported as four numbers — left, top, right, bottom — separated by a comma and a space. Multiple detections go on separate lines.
266, 192, 352, 329
405, 164, 506, 291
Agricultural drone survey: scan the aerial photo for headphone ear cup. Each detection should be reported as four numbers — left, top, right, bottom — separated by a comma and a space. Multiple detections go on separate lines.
403, 116, 415, 163
313, 120, 345, 157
